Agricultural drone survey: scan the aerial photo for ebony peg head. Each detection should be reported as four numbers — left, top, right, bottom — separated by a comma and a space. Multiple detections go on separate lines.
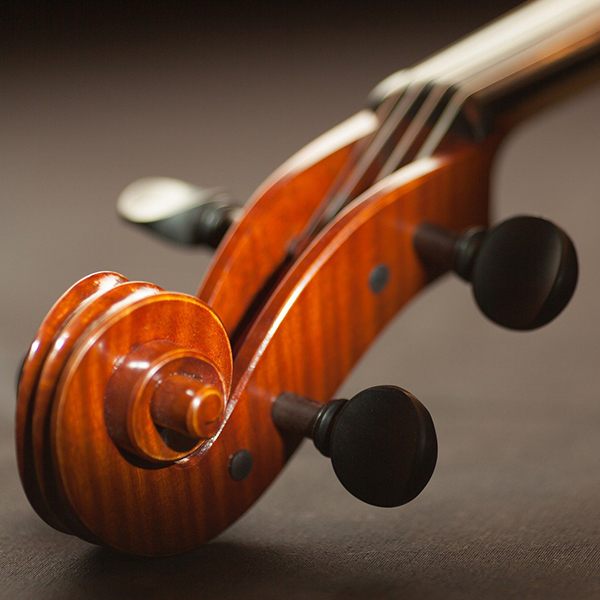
469, 216, 578, 330
117, 177, 241, 248
272, 386, 438, 507
414, 215, 578, 330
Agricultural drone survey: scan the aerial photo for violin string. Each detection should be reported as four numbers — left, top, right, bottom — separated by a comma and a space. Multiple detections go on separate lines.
288, 80, 435, 256
385, 0, 600, 171
235, 0, 600, 352
415, 4, 600, 160
292, 0, 573, 250
372, 85, 451, 183
290, 0, 553, 251
302, 1, 553, 237
313, 83, 430, 228
294, 0, 553, 245
372, 0, 599, 181
302, 0, 599, 238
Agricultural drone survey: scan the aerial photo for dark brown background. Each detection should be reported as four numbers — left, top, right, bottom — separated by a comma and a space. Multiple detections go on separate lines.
1, 1, 599, 598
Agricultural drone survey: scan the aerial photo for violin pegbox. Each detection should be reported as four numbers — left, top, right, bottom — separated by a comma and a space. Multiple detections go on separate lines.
13, 0, 598, 557
16, 271, 232, 542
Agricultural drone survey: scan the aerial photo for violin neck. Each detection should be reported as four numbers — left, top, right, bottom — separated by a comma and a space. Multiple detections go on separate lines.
463, 0, 600, 130
376, 0, 600, 138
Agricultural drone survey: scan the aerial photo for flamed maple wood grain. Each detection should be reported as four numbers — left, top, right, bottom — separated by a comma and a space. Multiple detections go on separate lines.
16, 272, 129, 534
49, 292, 234, 550
198, 111, 377, 336
15, 0, 600, 556
43, 137, 496, 555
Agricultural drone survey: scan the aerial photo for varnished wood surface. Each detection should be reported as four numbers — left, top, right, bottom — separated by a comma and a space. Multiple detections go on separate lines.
198, 111, 377, 337
16, 273, 129, 533
3, 0, 600, 593
17, 1, 600, 547
18, 134, 494, 554
49, 291, 234, 552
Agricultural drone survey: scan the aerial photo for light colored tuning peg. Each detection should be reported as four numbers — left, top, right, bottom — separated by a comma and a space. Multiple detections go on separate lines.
117, 177, 241, 248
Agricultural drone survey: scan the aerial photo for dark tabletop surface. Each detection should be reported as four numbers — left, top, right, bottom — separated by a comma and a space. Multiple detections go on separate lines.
1, 1, 599, 598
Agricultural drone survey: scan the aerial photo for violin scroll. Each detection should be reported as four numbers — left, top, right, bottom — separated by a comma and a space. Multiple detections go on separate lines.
16, 272, 234, 545
104, 337, 230, 463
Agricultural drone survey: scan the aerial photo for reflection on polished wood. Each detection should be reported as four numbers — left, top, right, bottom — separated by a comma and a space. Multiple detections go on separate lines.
16, 0, 600, 555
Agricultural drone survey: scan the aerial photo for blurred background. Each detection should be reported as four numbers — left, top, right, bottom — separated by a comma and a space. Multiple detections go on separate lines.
1, 1, 599, 598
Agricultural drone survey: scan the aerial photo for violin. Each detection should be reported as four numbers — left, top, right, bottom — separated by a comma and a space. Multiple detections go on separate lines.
15, 0, 600, 556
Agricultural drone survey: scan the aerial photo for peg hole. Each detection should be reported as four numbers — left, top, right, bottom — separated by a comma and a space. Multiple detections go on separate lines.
369, 264, 390, 294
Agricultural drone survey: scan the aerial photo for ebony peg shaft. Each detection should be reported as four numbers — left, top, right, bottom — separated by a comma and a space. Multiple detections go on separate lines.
414, 215, 578, 330
272, 386, 438, 507
117, 177, 242, 248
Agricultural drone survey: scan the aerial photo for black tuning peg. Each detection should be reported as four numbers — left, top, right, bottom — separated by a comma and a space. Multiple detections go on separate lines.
117, 177, 242, 248
414, 215, 578, 330
272, 386, 437, 507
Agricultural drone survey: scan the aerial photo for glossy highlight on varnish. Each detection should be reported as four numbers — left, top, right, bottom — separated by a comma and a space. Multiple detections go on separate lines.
16, 0, 596, 555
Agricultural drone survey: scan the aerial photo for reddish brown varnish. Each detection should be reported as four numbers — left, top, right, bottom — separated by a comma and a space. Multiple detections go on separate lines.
17, 127, 497, 554
16, 3, 600, 554
198, 114, 375, 335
